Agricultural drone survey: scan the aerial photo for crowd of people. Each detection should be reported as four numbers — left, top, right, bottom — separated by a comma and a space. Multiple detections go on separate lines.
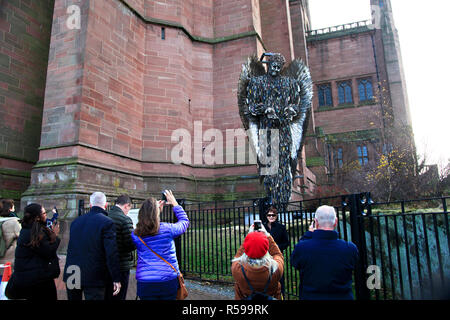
232, 205, 358, 300
1, 193, 359, 301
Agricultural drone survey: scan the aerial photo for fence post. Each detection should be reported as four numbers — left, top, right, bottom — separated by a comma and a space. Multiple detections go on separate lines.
78, 199, 84, 216
175, 199, 185, 273
348, 193, 370, 300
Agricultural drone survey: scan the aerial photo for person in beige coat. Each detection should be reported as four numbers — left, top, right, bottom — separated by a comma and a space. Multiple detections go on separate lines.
231, 223, 284, 300
0, 216, 21, 266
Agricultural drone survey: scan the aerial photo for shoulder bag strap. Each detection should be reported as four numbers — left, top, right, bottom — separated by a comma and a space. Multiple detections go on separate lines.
240, 265, 272, 294
240, 265, 255, 292
262, 269, 272, 294
138, 236, 178, 275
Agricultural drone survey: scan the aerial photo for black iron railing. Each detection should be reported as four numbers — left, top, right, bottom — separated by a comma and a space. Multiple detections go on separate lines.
306, 20, 373, 37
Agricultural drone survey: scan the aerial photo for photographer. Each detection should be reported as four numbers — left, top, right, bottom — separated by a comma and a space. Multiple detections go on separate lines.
263, 206, 289, 297
290, 205, 359, 300
12, 203, 61, 300
231, 221, 284, 300
131, 190, 189, 300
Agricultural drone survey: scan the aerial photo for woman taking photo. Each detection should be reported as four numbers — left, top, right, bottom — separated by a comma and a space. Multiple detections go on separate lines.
132, 190, 189, 300
263, 206, 289, 297
231, 224, 284, 300
13, 203, 61, 300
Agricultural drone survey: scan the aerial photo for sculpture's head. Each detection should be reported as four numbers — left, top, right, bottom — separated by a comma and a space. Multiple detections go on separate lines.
267, 53, 285, 77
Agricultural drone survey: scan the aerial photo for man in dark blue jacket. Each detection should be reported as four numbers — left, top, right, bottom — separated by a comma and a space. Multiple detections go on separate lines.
63, 192, 121, 300
291, 205, 358, 300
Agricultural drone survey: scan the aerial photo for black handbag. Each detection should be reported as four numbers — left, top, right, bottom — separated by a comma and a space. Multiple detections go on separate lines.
5, 272, 26, 300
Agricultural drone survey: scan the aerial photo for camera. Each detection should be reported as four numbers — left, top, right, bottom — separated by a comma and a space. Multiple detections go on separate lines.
161, 191, 167, 202
254, 220, 262, 231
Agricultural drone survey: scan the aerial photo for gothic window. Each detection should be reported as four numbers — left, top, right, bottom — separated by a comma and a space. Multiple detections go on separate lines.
318, 83, 332, 107
337, 80, 353, 104
358, 78, 374, 102
357, 145, 369, 166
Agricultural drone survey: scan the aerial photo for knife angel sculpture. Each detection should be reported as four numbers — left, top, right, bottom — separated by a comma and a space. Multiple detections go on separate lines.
237, 53, 313, 207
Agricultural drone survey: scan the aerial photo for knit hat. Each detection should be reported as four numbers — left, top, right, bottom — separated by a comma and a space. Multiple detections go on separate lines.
243, 232, 269, 259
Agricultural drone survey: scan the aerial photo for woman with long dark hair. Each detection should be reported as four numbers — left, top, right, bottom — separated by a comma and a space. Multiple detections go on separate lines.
263, 206, 289, 297
132, 190, 189, 300
13, 203, 61, 300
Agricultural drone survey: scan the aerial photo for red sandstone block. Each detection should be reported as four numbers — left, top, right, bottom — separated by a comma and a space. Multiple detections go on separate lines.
104, 113, 120, 125
56, 145, 77, 159
79, 128, 99, 146
108, 77, 123, 93
143, 141, 166, 148
144, 86, 166, 96
116, 132, 131, 144
98, 133, 113, 150
80, 111, 101, 126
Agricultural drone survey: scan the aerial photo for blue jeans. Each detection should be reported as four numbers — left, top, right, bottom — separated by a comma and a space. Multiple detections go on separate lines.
137, 278, 178, 300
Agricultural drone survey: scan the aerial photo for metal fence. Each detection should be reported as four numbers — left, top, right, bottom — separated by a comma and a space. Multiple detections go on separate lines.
79, 194, 450, 300
172, 196, 353, 299
354, 196, 450, 300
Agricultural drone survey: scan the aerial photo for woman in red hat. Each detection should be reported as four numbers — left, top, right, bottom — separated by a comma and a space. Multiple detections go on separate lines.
231, 223, 284, 300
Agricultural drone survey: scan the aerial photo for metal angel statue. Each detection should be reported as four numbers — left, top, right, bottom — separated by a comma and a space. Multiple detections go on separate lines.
238, 53, 313, 208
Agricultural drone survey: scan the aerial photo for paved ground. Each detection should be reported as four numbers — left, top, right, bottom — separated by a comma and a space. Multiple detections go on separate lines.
55, 255, 234, 300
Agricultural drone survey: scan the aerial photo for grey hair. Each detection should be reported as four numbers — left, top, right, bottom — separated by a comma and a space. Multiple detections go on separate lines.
90, 192, 107, 208
232, 252, 278, 274
315, 205, 337, 228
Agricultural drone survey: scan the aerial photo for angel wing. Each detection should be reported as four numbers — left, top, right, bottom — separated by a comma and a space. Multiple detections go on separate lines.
281, 59, 313, 177
237, 55, 266, 130
237, 55, 266, 165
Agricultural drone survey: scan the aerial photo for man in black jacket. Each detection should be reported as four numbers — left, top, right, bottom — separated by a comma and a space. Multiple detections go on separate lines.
106, 194, 135, 300
63, 192, 121, 300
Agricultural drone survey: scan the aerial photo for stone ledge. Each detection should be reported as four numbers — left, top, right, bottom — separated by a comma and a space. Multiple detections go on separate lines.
118, 0, 266, 48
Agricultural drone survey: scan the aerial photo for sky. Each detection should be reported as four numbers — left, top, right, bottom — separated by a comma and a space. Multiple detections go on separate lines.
308, 0, 450, 168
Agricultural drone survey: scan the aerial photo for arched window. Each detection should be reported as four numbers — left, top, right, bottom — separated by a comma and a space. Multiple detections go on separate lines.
357, 145, 369, 166
317, 83, 332, 107
337, 80, 353, 104
358, 78, 373, 102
